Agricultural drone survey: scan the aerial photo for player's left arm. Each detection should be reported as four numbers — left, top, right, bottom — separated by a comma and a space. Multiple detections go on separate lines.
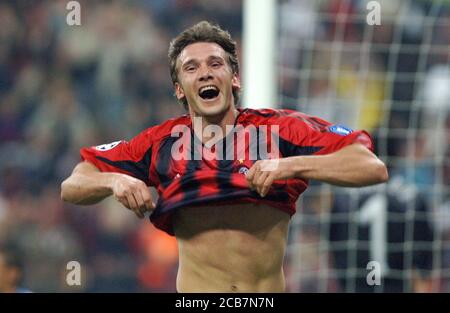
247, 110, 388, 196
247, 143, 388, 197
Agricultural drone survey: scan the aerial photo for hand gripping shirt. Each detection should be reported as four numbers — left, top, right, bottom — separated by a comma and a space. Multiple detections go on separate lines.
80, 108, 374, 235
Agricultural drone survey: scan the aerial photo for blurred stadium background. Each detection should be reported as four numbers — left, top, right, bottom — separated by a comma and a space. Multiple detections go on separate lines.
0, 0, 448, 292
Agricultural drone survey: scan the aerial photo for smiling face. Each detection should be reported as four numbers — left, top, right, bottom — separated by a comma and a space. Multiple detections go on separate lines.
174, 42, 241, 118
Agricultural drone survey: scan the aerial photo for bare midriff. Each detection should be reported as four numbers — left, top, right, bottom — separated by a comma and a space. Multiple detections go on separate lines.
173, 202, 290, 293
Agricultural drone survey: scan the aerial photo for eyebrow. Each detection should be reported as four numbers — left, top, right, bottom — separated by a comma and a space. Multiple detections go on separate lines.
181, 55, 225, 68
182, 59, 198, 69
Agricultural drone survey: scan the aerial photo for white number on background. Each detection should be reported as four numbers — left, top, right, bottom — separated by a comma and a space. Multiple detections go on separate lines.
358, 193, 390, 277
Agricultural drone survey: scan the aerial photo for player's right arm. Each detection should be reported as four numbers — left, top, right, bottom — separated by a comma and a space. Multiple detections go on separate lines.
60, 161, 154, 218
61, 128, 157, 219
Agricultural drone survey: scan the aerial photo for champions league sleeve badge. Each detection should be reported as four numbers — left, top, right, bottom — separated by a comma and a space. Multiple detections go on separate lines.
95, 140, 122, 151
327, 125, 353, 136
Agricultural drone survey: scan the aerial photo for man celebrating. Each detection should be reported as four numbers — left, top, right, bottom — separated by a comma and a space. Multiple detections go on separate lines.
61, 21, 388, 292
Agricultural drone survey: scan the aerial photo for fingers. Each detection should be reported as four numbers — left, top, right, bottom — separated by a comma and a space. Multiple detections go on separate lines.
246, 161, 275, 197
246, 163, 257, 185
127, 193, 144, 219
255, 170, 270, 196
140, 188, 155, 212
116, 195, 131, 211
260, 175, 274, 197
112, 175, 155, 219
246, 161, 261, 191
246, 161, 259, 191
130, 188, 156, 218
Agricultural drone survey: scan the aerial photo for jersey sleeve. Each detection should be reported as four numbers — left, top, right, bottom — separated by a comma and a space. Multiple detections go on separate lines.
80, 128, 155, 186
278, 110, 374, 157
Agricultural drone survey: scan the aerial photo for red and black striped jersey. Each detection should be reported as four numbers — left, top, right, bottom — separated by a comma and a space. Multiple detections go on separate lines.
80, 108, 374, 235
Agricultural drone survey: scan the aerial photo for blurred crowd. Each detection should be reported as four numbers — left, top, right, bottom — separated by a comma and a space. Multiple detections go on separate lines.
279, 0, 450, 292
0, 0, 448, 292
0, 0, 241, 292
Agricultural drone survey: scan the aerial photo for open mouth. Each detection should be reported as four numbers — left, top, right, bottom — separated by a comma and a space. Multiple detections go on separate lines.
198, 85, 220, 101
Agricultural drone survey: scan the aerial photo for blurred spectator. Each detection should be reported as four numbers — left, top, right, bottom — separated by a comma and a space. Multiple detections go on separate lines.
0, 245, 31, 293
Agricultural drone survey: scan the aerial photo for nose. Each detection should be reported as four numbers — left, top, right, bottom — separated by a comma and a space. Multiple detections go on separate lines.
198, 64, 213, 81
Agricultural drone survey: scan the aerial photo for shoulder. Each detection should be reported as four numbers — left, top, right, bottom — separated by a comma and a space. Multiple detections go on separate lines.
137, 114, 191, 143
241, 108, 327, 128
242, 108, 309, 120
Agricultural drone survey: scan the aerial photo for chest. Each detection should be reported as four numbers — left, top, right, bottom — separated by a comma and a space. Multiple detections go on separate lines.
152, 130, 279, 185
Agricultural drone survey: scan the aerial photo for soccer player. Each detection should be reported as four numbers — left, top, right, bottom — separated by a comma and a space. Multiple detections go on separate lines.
61, 21, 388, 292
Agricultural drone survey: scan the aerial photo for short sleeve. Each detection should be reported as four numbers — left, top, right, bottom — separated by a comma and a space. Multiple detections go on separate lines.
80, 128, 155, 185
278, 110, 374, 157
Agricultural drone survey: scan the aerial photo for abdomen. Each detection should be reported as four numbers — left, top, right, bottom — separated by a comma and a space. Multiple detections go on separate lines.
173, 203, 290, 292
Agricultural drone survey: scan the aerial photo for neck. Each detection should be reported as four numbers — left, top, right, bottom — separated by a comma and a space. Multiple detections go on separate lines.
190, 106, 239, 144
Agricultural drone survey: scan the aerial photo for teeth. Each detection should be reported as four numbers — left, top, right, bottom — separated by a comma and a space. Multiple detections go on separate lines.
199, 85, 218, 93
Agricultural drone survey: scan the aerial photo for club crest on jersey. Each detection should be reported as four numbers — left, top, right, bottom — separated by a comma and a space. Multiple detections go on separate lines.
95, 141, 121, 151
238, 166, 249, 175
328, 125, 353, 136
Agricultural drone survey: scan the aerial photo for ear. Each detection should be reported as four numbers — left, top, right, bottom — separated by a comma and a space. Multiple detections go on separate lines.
231, 73, 241, 92
175, 82, 185, 100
